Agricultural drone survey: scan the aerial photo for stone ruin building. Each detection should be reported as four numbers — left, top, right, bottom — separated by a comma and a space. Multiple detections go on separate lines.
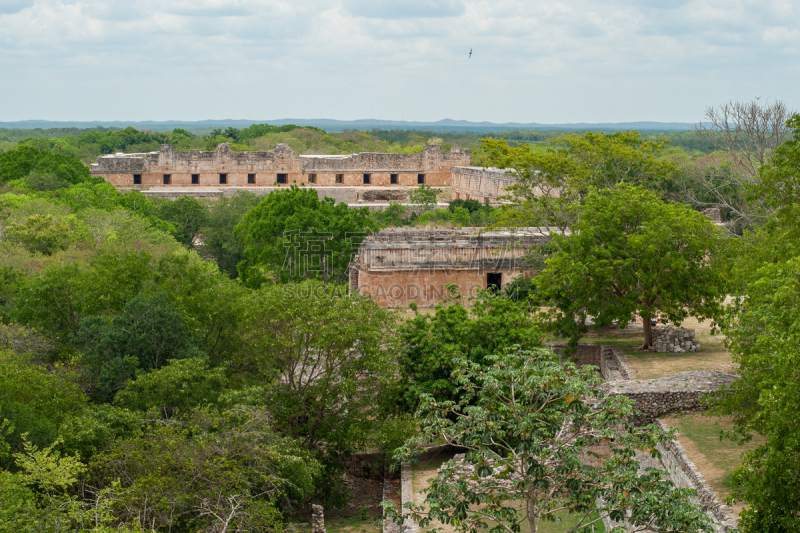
450, 166, 518, 202
90, 143, 532, 204
91, 142, 470, 189
350, 227, 554, 307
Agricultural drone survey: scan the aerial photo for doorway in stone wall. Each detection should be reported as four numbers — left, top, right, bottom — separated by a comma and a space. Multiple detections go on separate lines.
487, 272, 502, 293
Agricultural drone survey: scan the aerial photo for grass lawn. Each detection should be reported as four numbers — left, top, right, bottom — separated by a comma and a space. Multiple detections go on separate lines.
584, 316, 735, 379
661, 413, 763, 517
293, 516, 381, 533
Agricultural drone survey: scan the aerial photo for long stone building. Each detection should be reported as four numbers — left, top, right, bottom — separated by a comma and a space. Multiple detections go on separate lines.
91, 142, 471, 189
351, 227, 554, 307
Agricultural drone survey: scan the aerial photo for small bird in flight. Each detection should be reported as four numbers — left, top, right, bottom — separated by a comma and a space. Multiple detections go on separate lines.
469, 48, 472, 58
756, 96, 761, 100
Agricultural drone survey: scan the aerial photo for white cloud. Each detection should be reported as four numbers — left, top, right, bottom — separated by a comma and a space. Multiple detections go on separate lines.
763, 26, 800, 44
342, 0, 466, 19
0, 0, 798, 123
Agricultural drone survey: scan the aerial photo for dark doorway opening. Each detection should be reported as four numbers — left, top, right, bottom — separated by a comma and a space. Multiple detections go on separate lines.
133, 174, 141, 185
277, 173, 288, 184
163, 174, 171, 185
418, 173, 425, 184
192, 174, 199, 184
248, 173, 255, 184
363, 173, 370, 184
220, 173, 227, 184
390, 173, 398, 184
487, 272, 502, 293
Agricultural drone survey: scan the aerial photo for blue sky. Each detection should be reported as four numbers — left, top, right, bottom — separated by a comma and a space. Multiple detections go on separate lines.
0, 0, 798, 124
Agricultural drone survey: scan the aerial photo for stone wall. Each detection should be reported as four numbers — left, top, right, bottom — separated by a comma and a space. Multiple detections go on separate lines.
400, 462, 417, 533
92, 143, 470, 189
652, 325, 700, 353
341, 452, 397, 481
546, 342, 601, 368
356, 268, 525, 308
450, 166, 517, 202
596, 344, 739, 531
655, 421, 739, 531
600, 370, 738, 424
599, 345, 634, 381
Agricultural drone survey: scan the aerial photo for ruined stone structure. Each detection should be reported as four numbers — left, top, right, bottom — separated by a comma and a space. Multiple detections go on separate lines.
91, 143, 470, 189
311, 505, 325, 533
450, 166, 517, 202
597, 345, 740, 531
651, 325, 700, 353
351, 227, 554, 307
600, 369, 738, 424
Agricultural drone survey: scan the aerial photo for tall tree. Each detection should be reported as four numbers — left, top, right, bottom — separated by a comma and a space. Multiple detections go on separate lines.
236, 186, 373, 287
155, 195, 209, 248
712, 114, 800, 531
715, 257, 800, 532
478, 131, 676, 234
74, 291, 205, 401
683, 100, 797, 229
391, 347, 713, 533
240, 281, 402, 453
199, 190, 262, 278
0, 146, 91, 184
535, 184, 725, 350
240, 281, 412, 506
399, 294, 542, 411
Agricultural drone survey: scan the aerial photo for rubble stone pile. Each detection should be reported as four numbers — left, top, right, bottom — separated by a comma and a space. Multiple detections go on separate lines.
652, 325, 700, 353
311, 505, 325, 533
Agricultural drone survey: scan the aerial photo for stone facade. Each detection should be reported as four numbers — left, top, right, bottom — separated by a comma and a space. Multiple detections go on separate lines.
651, 325, 700, 353
352, 227, 554, 307
450, 166, 517, 203
91, 143, 470, 189
450, 166, 555, 203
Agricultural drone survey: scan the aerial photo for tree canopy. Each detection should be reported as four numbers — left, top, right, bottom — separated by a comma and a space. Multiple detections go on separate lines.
716, 257, 800, 531
392, 347, 713, 533
236, 186, 373, 287
0, 146, 91, 184
478, 131, 678, 233
398, 294, 542, 411
535, 184, 726, 349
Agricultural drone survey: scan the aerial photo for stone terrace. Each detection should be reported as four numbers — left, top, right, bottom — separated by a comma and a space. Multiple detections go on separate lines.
600, 370, 739, 424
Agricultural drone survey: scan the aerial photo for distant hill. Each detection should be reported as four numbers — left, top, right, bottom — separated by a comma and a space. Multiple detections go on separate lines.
0, 118, 695, 133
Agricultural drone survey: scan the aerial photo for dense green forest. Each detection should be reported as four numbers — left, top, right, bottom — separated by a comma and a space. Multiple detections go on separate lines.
1, 123, 720, 167
1, 106, 799, 532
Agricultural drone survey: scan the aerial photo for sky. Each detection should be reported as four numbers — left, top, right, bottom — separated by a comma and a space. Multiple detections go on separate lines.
0, 0, 798, 124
